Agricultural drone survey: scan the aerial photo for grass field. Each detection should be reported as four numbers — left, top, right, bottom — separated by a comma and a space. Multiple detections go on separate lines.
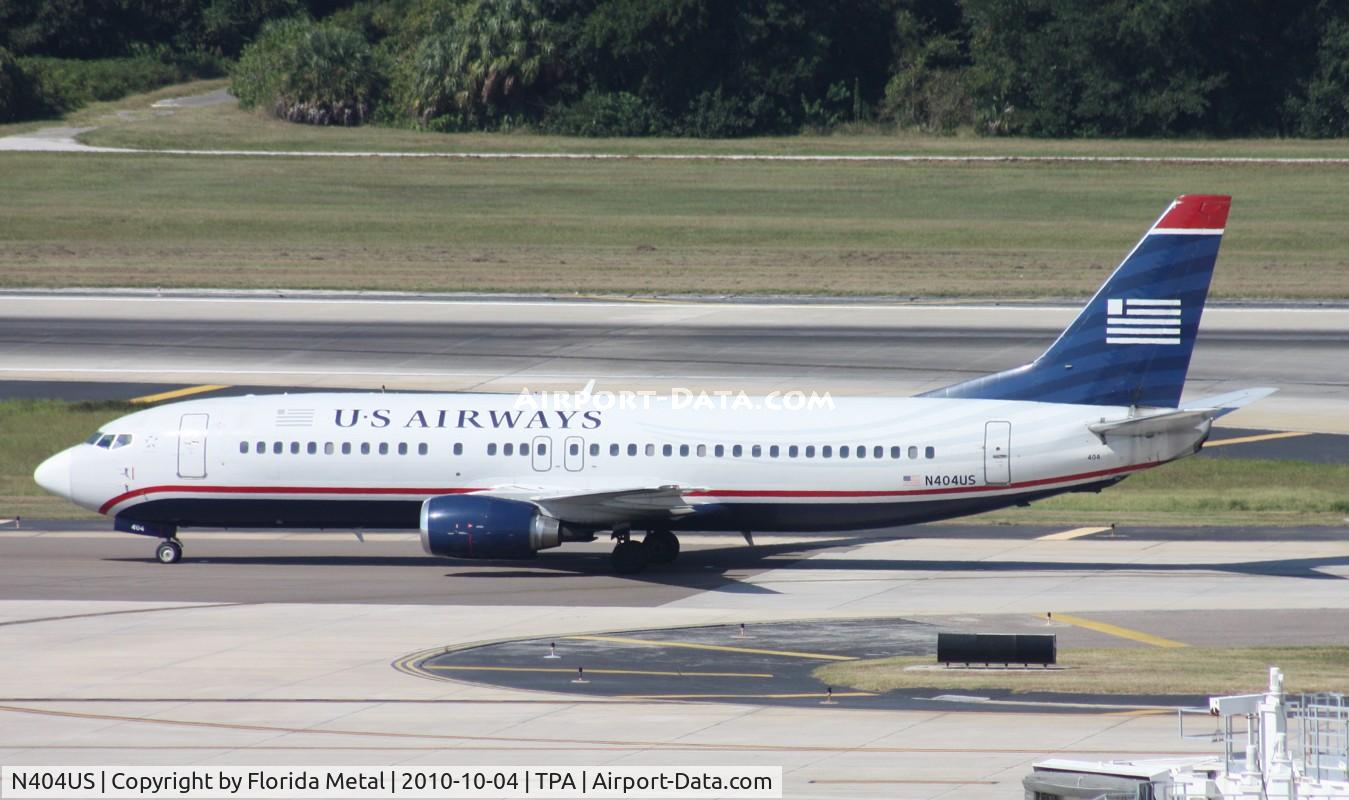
2, 83, 1349, 297
4, 399, 1346, 524
815, 646, 1349, 695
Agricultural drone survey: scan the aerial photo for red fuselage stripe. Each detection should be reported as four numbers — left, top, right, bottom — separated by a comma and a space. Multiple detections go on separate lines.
97, 461, 1156, 515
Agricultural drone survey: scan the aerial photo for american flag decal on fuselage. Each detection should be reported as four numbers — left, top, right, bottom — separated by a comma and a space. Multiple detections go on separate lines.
1105, 298, 1181, 345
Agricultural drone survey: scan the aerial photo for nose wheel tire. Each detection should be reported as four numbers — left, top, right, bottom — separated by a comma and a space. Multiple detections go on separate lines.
611, 540, 648, 574
155, 539, 183, 564
642, 530, 680, 565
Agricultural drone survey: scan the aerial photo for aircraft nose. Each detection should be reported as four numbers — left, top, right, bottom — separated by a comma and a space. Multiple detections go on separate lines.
34, 448, 73, 498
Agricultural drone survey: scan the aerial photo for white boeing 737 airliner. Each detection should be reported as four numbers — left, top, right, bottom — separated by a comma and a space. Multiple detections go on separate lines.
35, 194, 1272, 572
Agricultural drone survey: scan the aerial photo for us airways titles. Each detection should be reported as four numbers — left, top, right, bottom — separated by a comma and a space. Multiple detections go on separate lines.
333, 408, 603, 430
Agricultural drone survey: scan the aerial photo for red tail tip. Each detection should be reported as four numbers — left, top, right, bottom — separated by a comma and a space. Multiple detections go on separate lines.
1155, 194, 1231, 231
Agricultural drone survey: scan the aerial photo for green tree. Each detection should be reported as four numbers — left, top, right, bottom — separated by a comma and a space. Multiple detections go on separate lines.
404, 0, 558, 129
964, 0, 1224, 136
232, 17, 386, 125
1291, 14, 1349, 136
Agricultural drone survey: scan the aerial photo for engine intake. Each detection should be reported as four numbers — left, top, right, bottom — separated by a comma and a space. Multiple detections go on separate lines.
419, 494, 561, 559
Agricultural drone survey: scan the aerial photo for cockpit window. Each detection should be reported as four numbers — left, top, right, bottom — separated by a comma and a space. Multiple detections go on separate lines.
96, 434, 115, 449
85, 431, 104, 445
112, 434, 133, 449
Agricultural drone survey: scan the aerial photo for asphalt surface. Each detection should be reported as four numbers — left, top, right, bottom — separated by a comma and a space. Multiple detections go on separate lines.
405, 618, 1211, 713
4, 315, 1346, 392
3, 523, 1346, 608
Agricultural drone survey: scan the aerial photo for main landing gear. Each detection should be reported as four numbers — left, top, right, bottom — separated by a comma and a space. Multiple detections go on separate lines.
609, 529, 681, 574
155, 538, 183, 564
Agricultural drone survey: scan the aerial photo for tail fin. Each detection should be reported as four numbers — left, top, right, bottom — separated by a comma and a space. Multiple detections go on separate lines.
923, 194, 1231, 408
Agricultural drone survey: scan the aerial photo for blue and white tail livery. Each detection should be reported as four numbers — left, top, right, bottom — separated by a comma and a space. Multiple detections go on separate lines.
925, 194, 1232, 408
33, 194, 1276, 572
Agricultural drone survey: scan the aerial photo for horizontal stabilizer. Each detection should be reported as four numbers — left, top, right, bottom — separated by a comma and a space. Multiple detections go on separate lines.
1088, 387, 1277, 438
1180, 387, 1278, 419
1088, 409, 1216, 438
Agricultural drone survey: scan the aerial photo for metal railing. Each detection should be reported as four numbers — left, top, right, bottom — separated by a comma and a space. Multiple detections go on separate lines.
1291, 692, 1349, 782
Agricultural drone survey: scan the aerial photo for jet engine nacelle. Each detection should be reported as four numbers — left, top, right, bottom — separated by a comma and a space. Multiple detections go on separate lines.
419, 494, 561, 559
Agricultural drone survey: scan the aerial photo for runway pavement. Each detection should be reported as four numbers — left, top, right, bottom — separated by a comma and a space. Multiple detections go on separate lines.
2, 293, 1347, 432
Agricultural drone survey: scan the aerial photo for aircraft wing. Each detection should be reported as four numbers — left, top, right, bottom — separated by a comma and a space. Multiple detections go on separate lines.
470, 484, 702, 526
1088, 387, 1277, 439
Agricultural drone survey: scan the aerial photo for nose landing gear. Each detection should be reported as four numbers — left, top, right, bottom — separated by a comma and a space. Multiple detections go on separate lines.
155, 538, 183, 564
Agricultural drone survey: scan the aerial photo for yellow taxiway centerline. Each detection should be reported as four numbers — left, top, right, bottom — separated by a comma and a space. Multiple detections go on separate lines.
422, 665, 773, 678
129, 384, 229, 404
1204, 430, 1310, 448
565, 635, 857, 661
1048, 613, 1188, 648
1037, 526, 1112, 541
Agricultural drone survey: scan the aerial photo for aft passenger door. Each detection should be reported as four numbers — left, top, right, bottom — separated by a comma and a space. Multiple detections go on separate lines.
177, 413, 209, 479
984, 420, 1011, 485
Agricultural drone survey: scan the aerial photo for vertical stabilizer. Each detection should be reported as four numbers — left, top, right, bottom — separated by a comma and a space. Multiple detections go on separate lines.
923, 194, 1231, 408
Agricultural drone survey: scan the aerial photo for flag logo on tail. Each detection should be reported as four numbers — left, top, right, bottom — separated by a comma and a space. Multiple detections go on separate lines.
1106, 298, 1181, 345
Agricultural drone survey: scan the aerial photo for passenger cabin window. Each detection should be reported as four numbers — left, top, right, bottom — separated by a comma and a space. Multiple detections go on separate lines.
453, 443, 463, 456
645, 444, 655, 456
856, 446, 866, 459
273, 442, 283, 454
342, 442, 352, 455
487, 443, 497, 456
628, 444, 637, 456
610, 444, 619, 456
733, 445, 743, 457
503, 443, 514, 456
679, 444, 689, 457
891, 446, 901, 459
324, 442, 334, 455
697, 444, 707, 457
662, 444, 672, 457
361, 442, 370, 455
418, 443, 428, 455
926, 446, 935, 459
239, 441, 248, 454
379, 442, 389, 455
909, 446, 918, 459
590, 443, 600, 457
769, 445, 779, 458
570, 442, 580, 456
822, 446, 832, 458
714, 444, 724, 457
290, 442, 300, 454
840, 446, 850, 458
789, 445, 798, 458
751, 445, 762, 457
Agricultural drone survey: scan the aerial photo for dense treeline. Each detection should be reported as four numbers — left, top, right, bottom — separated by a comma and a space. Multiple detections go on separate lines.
4, 0, 1349, 137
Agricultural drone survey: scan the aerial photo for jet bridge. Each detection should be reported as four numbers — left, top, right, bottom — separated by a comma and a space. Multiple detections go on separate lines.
1023, 668, 1349, 799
